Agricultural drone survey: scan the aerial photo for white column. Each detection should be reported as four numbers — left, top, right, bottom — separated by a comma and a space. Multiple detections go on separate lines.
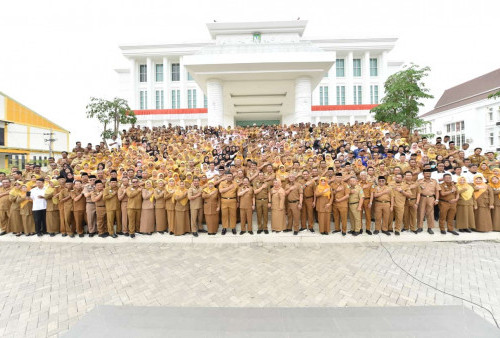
206, 79, 224, 127
162, 57, 170, 110
329, 51, 337, 106
130, 59, 137, 109
363, 51, 370, 105
146, 57, 154, 109
380, 51, 388, 97
179, 56, 186, 108
346, 52, 353, 105
294, 76, 312, 124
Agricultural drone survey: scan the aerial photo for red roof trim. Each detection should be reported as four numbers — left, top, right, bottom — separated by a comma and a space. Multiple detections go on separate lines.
311, 104, 378, 111
134, 108, 208, 115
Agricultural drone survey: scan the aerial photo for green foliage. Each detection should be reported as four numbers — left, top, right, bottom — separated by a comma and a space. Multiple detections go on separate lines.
488, 89, 500, 100
371, 64, 433, 132
85, 97, 136, 142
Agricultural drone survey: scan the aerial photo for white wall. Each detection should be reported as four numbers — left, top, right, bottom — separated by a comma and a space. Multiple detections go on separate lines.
7, 124, 28, 149
0, 95, 4, 120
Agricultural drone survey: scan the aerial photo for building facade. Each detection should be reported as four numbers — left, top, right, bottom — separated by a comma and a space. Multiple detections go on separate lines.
116, 20, 402, 127
420, 68, 500, 152
0, 92, 70, 169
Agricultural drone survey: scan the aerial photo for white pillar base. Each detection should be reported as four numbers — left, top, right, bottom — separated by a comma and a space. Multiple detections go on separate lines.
294, 76, 312, 124
206, 79, 224, 127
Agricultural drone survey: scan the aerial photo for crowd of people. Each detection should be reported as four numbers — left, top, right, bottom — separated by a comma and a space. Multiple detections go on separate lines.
1, 121, 499, 239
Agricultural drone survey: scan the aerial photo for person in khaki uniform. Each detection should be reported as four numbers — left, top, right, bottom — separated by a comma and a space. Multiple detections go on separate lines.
403, 171, 420, 233
237, 177, 254, 234
118, 177, 129, 236
0, 179, 12, 235
439, 173, 459, 235
370, 176, 393, 235
389, 173, 411, 235
284, 173, 303, 235
300, 170, 316, 232
202, 180, 220, 235
331, 173, 350, 235
347, 177, 364, 236
359, 171, 373, 235
253, 172, 270, 234
219, 172, 238, 235
44, 179, 60, 236
125, 178, 143, 238
91, 180, 108, 237
164, 178, 176, 235
188, 177, 204, 237
153, 179, 167, 234
315, 177, 333, 235
83, 175, 97, 236
58, 179, 75, 237
70, 180, 86, 237
417, 169, 440, 234
103, 178, 121, 238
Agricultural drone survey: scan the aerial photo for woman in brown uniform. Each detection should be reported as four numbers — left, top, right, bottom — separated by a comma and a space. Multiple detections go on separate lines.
18, 184, 35, 236
271, 179, 286, 232
9, 181, 23, 236
456, 176, 476, 232
154, 179, 167, 234
202, 180, 220, 235
44, 179, 60, 236
489, 175, 500, 231
140, 180, 155, 234
165, 178, 176, 235
473, 175, 493, 232
315, 177, 332, 235
173, 180, 190, 236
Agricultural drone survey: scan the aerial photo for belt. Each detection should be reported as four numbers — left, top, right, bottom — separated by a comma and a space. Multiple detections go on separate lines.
257, 198, 268, 201
439, 199, 452, 203
349, 202, 359, 205
86, 202, 95, 204
304, 196, 314, 199
222, 197, 236, 200
288, 200, 299, 203
375, 200, 390, 203
407, 198, 416, 201
421, 195, 435, 198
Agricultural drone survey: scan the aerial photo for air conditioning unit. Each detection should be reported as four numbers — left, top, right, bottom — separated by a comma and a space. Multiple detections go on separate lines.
436, 131, 442, 135
496, 122, 500, 125
466, 138, 473, 143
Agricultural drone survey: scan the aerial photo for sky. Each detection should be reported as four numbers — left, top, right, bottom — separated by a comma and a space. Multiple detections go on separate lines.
0, 0, 499, 146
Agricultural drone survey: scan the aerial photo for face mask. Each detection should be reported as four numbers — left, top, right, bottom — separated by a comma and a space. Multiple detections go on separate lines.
431, 165, 436, 169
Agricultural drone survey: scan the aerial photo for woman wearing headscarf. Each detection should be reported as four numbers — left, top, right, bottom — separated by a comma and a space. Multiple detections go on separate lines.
18, 184, 35, 236
9, 181, 23, 236
140, 180, 155, 234
478, 162, 493, 182
154, 179, 167, 234
202, 180, 220, 235
315, 177, 333, 235
165, 178, 176, 235
270, 179, 286, 232
488, 175, 500, 231
173, 180, 190, 236
456, 176, 475, 232
44, 179, 60, 236
473, 174, 493, 232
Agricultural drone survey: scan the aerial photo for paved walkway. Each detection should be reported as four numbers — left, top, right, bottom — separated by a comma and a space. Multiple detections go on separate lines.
0, 239, 498, 337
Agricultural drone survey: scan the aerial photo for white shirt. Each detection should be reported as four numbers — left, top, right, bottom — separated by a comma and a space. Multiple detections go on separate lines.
30, 186, 47, 211
431, 170, 450, 183
463, 171, 485, 184
205, 169, 218, 180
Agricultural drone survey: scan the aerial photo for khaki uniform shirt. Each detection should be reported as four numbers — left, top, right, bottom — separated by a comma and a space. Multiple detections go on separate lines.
188, 186, 203, 209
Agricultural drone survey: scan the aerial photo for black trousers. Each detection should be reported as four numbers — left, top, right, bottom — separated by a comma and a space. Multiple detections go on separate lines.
33, 209, 47, 234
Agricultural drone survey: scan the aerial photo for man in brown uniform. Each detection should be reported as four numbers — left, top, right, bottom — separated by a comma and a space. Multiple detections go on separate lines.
331, 173, 350, 235
59, 179, 75, 237
188, 177, 204, 237
83, 175, 97, 236
417, 169, 440, 234
347, 177, 364, 236
253, 171, 270, 234
118, 177, 129, 236
438, 173, 459, 235
389, 173, 411, 235
370, 176, 393, 235
285, 173, 303, 235
359, 171, 373, 235
70, 180, 86, 237
300, 170, 316, 232
403, 171, 420, 233
0, 179, 11, 235
91, 180, 108, 237
218, 172, 238, 235
103, 178, 121, 238
125, 178, 142, 238
237, 177, 254, 235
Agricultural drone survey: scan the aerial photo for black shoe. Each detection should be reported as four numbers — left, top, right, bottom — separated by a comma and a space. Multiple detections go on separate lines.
264, 230, 269, 234
309, 229, 315, 233
321, 232, 327, 235
221, 228, 227, 235
37, 233, 42, 237
70, 234, 75, 238
283, 229, 292, 233
464, 229, 472, 233
0, 231, 6, 236
232, 229, 237, 235
248, 231, 254, 235
342, 232, 346, 236
374, 230, 380, 235
15, 233, 21, 237
332, 230, 341, 234
395, 231, 400, 236
158, 231, 164, 234
440, 230, 446, 235
130, 234, 135, 238
359, 229, 363, 234
124, 233, 129, 237
110, 234, 117, 238
116, 232, 124, 235
348, 230, 354, 234
193, 232, 198, 237
382, 231, 391, 236
98, 234, 104, 238
293, 231, 298, 236
299, 228, 306, 232
62, 233, 68, 237
50, 233, 55, 237
401, 229, 407, 232
412, 230, 418, 234
198, 229, 207, 233
79, 234, 84, 238
352, 232, 359, 236
427, 229, 434, 235
417, 228, 423, 233
257, 230, 263, 234
450, 230, 459, 236
459, 229, 465, 232
366, 230, 372, 235
239, 231, 245, 235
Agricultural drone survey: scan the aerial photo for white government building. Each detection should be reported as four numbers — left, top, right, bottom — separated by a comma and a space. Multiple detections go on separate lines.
420, 68, 500, 152
115, 20, 403, 127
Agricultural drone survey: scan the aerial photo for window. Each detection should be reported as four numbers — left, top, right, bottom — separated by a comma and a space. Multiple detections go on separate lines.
370, 85, 379, 104
140, 90, 148, 109
445, 121, 465, 146
204, 95, 208, 108
171, 63, 180, 81
488, 108, 493, 121
353, 59, 361, 77
139, 64, 147, 82
155, 90, 164, 109
353, 85, 362, 104
319, 86, 329, 105
187, 72, 194, 81
336, 59, 345, 77
336, 86, 345, 105
370, 58, 378, 77
155, 64, 163, 82
490, 132, 494, 146
0, 126, 4, 146
187, 89, 197, 108
171, 89, 180, 109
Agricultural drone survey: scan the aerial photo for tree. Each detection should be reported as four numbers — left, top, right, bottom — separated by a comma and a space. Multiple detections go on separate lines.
86, 97, 137, 143
488, 90, 500, 100
371, 64, 433, 132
